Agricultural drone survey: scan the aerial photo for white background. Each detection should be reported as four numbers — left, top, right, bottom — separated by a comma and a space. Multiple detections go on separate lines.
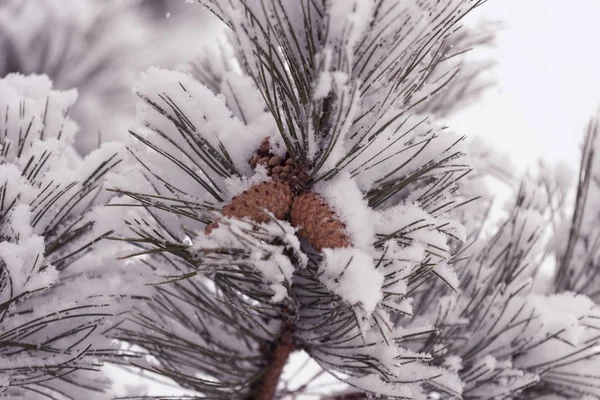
450, 0, 600, 173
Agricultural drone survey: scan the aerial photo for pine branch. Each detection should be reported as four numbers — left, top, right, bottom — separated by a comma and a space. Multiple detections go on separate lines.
554, 117, 598, 294
321, 390, 368, 400
0, 74, 139, 398
247, 321, 297, 400
109, 1, 507, 399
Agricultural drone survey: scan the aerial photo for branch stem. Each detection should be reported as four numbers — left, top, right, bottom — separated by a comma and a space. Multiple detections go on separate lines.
252, 322, 296, 400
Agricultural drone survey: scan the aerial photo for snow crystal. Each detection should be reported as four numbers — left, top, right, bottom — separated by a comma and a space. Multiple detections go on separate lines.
443, 356, 462, 372
269, 284, 288, 303
313, 49, 351, 101
220, 72, 266, 125
314, 173, 375, 249
346, 113, 463, 194
531, 292, 595, 346
6, 203, 33, 239
313, 49, 333, 100
223, 165, 270, 201
0, 236, 56, 294
0, 164, 36, 206
133, 67, 270, 177
103, 159, 150, 194
376, 203, 450, 256
326, 0, 373, 54
0, 73, 78, 145
87, 197, 141, 245
192, 217, 303, 302
388, 240, 427, 264
320, 248, 384, 317
432, 261, 460, 293
348, 374, 412, 399
249, 250, 295, 299
348, 363, 462, 400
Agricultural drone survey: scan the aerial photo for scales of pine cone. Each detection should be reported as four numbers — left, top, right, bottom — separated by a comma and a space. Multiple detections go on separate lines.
249, 137, 310, 193
206, 137, 351, 251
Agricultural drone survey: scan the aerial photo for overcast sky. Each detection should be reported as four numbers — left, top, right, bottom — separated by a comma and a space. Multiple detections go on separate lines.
449, 0, 600, 173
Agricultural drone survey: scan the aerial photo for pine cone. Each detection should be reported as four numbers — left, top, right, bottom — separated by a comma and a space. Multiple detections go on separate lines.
249, 137, 285, 170
271, 157, 308, 183
290, 192, 351, 251
206, 180, 294, 234
248, 137, 309, 192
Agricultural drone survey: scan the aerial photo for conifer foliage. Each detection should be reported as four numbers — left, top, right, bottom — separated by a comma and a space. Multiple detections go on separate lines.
0, 74, 135, 398
112, 0, 487, 398
0, 0, 208, 155
4, 1, 600, 399
0, 0, 149, 155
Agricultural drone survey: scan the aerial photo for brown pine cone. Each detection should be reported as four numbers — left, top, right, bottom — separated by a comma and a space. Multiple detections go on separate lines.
249, 137, 285, 170
290, 192, 351, 251
248, 137, 309, 192
270, 158, 306, 182
205, 180, 294, 234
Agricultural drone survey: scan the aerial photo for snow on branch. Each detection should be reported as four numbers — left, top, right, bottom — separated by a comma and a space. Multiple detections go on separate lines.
405, 169, 600, 399
105, 1, 489, 399
0, 74, 141, 399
